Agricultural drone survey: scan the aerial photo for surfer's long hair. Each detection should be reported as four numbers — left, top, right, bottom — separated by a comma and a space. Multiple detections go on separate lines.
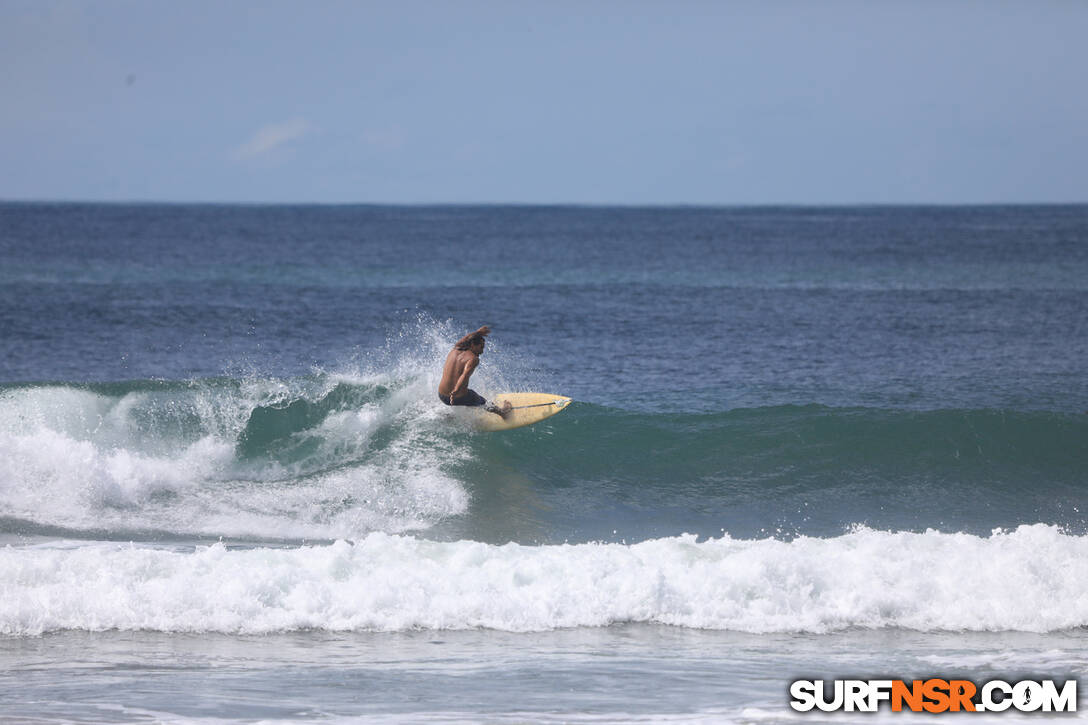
455, 334, 486, 351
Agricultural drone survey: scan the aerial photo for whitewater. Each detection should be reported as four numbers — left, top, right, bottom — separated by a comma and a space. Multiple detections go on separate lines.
4, 525, 1088, 636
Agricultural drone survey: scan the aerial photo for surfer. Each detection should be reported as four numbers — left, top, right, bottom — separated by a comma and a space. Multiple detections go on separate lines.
438, 325, 512, 418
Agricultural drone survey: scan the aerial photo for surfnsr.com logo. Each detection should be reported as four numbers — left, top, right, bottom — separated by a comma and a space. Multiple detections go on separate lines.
790, 679, 1077, 713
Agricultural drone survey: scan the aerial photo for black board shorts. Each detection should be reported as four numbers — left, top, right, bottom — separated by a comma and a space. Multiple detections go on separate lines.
440, 389, 487, 407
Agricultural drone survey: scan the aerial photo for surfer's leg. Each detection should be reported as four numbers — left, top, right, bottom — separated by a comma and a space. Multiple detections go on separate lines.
449, 389, 487, 407
450, 390, 510, 418
484, 400, 513, 419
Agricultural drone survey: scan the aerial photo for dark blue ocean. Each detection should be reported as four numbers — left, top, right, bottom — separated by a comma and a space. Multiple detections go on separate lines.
2, 203, 1087, 723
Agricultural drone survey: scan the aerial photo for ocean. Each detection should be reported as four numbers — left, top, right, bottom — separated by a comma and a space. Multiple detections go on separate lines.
1, 202, 1086, 723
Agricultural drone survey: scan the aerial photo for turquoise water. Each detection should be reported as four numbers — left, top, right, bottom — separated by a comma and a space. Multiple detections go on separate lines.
1, 203, 1086, 721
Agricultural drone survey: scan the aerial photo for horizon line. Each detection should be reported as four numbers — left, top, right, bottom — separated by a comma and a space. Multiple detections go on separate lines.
3, 197, 1088, 209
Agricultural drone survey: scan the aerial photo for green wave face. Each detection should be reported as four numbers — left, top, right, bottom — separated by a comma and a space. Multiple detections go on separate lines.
509, 404, 1088, 486
451, 403, 1088, 541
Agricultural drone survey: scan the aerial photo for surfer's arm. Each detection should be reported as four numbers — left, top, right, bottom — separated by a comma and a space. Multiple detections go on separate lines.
453, 326, 490, 349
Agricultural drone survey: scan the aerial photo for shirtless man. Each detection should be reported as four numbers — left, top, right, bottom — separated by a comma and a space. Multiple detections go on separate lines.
438, 325, 512, 417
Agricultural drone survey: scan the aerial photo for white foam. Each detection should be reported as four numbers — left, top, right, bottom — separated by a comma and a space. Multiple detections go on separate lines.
0, 368, 471, 539
2, 524, 1086, 635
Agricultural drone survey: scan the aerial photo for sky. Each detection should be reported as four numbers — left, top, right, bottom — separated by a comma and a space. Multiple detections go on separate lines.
1, 0, 1087, 205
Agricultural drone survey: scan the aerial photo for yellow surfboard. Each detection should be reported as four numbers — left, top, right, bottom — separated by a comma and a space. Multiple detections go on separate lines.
471, 392, 572, 432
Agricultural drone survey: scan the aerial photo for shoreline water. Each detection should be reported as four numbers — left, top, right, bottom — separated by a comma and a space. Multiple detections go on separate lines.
4, 627, 1086, 723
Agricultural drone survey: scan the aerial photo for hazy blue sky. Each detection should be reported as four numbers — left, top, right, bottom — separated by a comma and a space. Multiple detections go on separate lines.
2, 1, 1086, 204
